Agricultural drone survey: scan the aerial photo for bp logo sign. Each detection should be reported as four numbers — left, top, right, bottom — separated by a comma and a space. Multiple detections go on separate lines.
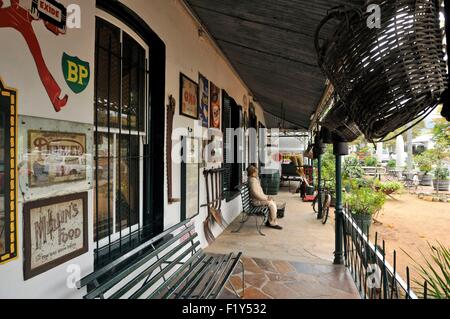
62, 53, 90, 94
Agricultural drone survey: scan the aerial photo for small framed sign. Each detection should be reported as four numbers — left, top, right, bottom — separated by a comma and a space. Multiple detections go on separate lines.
23, 192, 88, 280
181, 137, 200, 221
180, 73, 199, 119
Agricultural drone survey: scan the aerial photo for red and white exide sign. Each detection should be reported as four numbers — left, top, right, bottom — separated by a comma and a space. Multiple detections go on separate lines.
37, 0, 62, 22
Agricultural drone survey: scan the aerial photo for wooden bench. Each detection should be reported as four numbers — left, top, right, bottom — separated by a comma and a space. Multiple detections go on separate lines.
233, 183, 270, 236
77, 219, 244, 299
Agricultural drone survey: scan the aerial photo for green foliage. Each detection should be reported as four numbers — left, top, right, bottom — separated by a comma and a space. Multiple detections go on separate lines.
377, 181, 404, 194
343, 155, 364, 179
344, 187, 386, 216
415, 151, 434, 174
364, 156, 378, 167
404, 242, 450, 299
322, 145, 336, 184
434, 167, 449, 180
387, 159, 397, 169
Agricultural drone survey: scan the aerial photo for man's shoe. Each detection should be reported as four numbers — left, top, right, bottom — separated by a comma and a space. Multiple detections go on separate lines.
265, 222, 283, 230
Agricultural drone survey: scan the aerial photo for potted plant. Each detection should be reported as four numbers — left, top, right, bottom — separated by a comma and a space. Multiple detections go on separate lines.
376, 181, 404, 196
433, 167, 449, 192
415, 152, 433, 186
345, 187, 386, 234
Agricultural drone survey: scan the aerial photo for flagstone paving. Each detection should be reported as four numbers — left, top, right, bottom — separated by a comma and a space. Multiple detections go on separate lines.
219, 257, 360, 299
208, 189, 360, 299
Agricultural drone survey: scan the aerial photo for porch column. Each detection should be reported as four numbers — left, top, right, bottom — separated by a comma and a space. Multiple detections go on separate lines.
317, 154, 323, 219
333, 141, 347, 265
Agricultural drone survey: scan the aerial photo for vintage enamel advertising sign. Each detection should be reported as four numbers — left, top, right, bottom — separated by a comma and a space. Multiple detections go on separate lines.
62, 53, 90, 94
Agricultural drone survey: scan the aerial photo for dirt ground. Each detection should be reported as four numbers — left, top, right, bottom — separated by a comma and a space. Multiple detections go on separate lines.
369, 193, 450, 291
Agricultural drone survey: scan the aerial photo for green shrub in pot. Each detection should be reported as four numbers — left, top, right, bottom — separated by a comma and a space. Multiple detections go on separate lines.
387, 159, 396, 170
364, 156, 378, 167
415, 151, 434, 186
376, 181, 404, 195
345, 187, 386, 234
433, 167, 449, 192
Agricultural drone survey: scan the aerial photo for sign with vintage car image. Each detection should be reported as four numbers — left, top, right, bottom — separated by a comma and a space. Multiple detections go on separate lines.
23, 192, 88, 280
28, 130, 87, 187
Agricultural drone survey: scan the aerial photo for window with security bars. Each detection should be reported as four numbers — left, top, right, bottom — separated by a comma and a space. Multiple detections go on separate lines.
222, 91, 243, 199
94, 17, 150, 266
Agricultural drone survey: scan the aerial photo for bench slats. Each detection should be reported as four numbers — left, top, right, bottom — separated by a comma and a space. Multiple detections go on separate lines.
111, 234, 200, 299
190, 254, 229, 299
129, 243, 201, 299
79, 219, 193, 288
175, 255, 224, 299
197, 254, 233, 299
80, 219, 243, 300
162, 255, 215, 299
208, 252, 242, 299
153, 254, 211, 299
84, 227, 196, 299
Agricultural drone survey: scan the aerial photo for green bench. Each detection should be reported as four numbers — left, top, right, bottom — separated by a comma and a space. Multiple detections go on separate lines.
233, 183, 270, 236
77, 219, 244, 299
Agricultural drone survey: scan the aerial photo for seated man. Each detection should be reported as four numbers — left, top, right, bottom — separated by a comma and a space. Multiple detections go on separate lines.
247, 165, 283, 230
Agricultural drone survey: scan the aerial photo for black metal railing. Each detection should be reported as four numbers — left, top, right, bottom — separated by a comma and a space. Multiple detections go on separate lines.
341, 209, 422, 299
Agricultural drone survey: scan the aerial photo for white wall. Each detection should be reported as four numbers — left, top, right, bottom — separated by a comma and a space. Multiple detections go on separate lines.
0, 0, 96, 299
0, 0, 266, 298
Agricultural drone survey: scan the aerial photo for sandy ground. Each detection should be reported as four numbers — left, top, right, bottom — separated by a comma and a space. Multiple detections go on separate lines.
369, 193, 450, 289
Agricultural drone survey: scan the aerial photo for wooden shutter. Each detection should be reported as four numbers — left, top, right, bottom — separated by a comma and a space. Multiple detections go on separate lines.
222, 90, 232, 194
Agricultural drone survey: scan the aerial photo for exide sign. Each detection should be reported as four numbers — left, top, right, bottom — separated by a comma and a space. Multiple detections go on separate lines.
31, 0, 67, 30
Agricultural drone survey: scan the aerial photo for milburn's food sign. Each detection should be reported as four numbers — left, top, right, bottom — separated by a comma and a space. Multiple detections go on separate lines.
31, 0, 67, 31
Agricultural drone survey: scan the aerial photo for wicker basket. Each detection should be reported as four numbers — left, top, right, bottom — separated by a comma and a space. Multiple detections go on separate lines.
321, 101, 362, 142
315, 0, 447, 141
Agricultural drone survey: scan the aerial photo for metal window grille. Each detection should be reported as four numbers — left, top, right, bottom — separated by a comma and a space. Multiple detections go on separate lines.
94, 17, 151, 268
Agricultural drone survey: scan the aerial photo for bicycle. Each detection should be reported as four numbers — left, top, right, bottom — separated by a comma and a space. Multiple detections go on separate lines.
312, 187, 332, 225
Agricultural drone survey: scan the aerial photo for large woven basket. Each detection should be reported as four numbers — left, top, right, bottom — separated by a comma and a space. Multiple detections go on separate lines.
315, 0, 447, 141
321, 101, 362, 142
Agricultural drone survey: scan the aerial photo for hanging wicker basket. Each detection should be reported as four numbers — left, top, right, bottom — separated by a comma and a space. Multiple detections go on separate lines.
321, 101, 362, 142
315, 0, 447, 141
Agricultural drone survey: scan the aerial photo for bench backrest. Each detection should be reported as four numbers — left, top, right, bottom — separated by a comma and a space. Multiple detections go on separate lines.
78, 219, 200, 299
237, 183, 251, 213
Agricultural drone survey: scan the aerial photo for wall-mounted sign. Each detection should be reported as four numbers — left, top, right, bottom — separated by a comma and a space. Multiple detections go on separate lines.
198, 74, 209, 128
181, 137, 200, 221
210, 82, 221, 129
62, 53, 90, 94
23, 192, 88, 280
28, 130, 87, 188
0, 78, 18, 265
0, 2, 68, 112
31, 0, 67, 31
180, 73, 199, 119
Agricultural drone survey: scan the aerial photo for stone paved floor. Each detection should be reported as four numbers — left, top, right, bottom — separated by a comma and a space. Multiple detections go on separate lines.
219, 257, 360, 299
209, 188, 360, 299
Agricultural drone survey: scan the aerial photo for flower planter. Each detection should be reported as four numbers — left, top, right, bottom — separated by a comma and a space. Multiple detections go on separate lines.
433, 180, 450, 192
352, 214, 372, 235
420, 174, 433, 186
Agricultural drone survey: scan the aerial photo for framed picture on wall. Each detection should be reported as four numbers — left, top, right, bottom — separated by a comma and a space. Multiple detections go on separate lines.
210, 82, 221, 129
198, 74, 209, 128
180, 73, 199, 119
23, 192, 88, 280
28, 130, 87, 188
181, 136, 200, 221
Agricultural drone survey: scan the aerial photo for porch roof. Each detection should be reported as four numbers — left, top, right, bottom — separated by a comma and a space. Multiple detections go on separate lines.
184, 0, 364, 129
